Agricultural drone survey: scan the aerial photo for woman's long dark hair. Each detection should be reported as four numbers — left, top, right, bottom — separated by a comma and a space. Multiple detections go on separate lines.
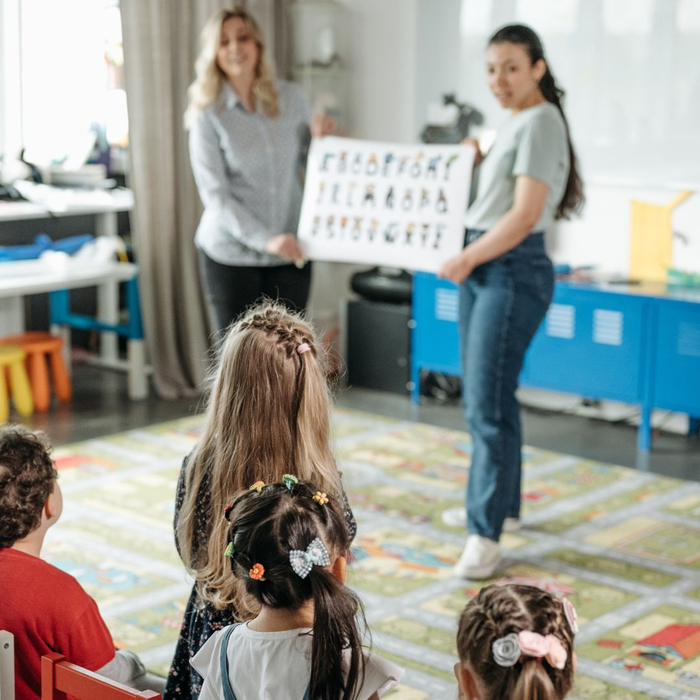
225, 481, 366, 700
490, 24, 584, 219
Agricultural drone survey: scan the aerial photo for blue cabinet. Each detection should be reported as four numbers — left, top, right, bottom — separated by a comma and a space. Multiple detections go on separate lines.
411, 272, 700, 452
520, 285, 649, 405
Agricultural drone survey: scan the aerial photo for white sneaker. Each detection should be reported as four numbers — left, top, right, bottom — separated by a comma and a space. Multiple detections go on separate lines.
454, 534, 502, 580
441, 507, 521, 533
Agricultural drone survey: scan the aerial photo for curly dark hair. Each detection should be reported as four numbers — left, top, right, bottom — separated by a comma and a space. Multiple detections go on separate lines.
0, 425, 57, 548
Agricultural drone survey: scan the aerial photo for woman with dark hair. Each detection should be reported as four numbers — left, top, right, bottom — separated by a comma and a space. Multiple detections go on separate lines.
439, 24, 584, 579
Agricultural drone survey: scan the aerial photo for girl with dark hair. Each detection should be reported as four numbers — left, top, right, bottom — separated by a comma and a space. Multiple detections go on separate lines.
455, 584, 578, 700
439, 25, 584, 579
191, 480, 403, 700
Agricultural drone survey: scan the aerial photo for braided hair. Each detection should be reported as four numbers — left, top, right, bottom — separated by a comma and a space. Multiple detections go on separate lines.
225, 481, 366, 700
489, 24, 585, 220
176, 301, 340, 613
456, 584, 575, 700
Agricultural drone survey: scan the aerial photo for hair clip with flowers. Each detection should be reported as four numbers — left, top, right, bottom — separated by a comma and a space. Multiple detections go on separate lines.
223, 504, 233, 521
249, 563, 266, 581
249, 480, 265, 493
492, 631, 567, 670
282, 474, 299, 490
224, 542, 235, 559
312, 491, 329, 505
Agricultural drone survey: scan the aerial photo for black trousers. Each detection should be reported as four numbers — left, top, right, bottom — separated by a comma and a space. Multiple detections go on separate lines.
199, 250, 313, 333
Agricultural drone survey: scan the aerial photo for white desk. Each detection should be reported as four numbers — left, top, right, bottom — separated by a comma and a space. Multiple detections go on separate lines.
0, 260, 148, 400
0, 187, 135, 370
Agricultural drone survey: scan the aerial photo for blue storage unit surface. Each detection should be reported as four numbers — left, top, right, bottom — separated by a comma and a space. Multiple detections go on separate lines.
410, 274, 700, 452
410, 272, 460, 400
520, 285, 648, 404
651, 298, 700, 415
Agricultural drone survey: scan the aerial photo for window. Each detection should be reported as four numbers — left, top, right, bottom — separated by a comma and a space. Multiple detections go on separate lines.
0, 0, 126, 173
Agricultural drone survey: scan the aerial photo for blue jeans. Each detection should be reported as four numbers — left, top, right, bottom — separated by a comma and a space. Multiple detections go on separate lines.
459, 231, 554, 541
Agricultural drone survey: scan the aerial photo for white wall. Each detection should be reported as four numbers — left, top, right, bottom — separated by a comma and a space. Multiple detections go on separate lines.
337, 0, 419, 142
551, 183, 700, 275
307, 0, 421, 330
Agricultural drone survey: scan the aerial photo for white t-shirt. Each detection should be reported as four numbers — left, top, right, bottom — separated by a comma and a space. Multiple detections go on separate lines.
191, 623, 404, 700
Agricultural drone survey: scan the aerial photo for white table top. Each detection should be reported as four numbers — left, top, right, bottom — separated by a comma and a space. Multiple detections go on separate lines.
0, 260, 137, 298
0, 187, 133, 223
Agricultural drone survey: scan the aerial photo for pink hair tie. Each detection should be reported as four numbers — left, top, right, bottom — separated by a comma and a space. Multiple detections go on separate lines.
297, 343, 311, 354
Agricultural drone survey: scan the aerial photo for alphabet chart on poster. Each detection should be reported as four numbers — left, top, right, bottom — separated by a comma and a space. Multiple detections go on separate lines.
297, 137, 475, 272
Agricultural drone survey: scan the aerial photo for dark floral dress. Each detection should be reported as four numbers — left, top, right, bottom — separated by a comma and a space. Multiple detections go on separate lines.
163, 454, 357, 700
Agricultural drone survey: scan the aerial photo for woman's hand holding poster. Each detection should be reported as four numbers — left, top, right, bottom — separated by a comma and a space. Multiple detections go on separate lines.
297, 137, 475, 272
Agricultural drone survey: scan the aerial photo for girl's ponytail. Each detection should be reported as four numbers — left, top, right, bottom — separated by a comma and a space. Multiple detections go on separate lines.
308, 568, 366, 699
512, 659, 559, 700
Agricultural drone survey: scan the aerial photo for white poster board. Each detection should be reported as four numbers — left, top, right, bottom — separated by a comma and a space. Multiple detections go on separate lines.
298, 137, 474, 272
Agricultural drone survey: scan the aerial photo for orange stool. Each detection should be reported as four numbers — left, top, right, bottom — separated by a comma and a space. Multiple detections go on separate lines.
0, 346, 34, 422
0, 332, 71, 412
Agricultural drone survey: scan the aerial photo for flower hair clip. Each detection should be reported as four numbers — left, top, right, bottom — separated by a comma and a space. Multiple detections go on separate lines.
313, 491, 329, 506
282, 474, 299, 490
224, 542, 235, 559
249, 563, 266, 581
223, 504, 233, 521
289, 537, 331, 579
562, 597, 579, 635
249, 480, 265, 493
492, 631, 568, 670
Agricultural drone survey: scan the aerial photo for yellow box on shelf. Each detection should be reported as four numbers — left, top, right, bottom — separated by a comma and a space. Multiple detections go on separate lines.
629, 191, 692, 282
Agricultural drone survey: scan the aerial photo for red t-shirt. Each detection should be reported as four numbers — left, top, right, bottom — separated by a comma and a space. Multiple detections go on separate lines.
0, 548, 116, 700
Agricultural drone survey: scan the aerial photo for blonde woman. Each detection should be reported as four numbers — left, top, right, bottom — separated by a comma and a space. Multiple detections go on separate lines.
164, 302, 356, 699
186, 7, 334, 333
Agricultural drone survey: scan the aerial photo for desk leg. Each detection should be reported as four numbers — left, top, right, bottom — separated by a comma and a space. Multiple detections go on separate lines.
127, 339, 148, 400
50, 323, 72, 377
98, 280, 119, 364
410, 365, 421, 404
0, 297, 25, 335
96, 210, 118, 238
638, 406, 652, 453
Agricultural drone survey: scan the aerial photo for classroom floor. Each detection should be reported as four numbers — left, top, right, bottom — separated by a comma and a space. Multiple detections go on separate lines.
44, 408, 700, 699
18, 363, 700, 483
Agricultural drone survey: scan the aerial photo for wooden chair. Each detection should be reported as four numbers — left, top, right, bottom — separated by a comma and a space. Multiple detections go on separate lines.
41, 654, 161, 700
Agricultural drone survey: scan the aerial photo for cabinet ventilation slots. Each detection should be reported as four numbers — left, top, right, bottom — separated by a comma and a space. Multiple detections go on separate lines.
593, 309, 624, 346
545, 304, 575, 339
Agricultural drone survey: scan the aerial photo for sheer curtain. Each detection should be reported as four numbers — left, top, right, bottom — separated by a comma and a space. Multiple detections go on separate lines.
120, 0, 282, 398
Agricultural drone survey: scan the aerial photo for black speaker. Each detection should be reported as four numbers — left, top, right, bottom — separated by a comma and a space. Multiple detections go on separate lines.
346, 299, 411, 394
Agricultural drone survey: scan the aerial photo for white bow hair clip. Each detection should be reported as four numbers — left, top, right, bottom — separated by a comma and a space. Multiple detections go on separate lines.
289, 537, 331, 579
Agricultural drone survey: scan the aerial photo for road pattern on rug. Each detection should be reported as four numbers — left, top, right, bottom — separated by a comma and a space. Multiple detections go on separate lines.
46, 409, 700, 699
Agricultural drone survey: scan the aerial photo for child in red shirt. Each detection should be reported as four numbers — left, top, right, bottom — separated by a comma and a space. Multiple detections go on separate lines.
0, 425, 163, 700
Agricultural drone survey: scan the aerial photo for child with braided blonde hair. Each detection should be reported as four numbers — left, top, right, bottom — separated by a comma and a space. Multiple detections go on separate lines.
455, 584, 577, 700
166, 301, 356, 699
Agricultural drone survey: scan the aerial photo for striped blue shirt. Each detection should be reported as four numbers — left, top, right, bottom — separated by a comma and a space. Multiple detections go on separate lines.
189, 80, 311, 266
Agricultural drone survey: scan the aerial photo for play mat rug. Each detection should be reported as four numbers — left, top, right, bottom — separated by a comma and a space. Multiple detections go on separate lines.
45, 409, 700, 699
